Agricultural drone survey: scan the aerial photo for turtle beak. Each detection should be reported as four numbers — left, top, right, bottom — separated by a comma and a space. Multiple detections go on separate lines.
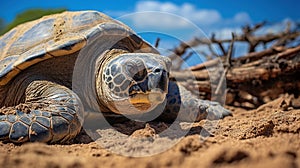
147, 68, 168, 93
128, 68, 168, 112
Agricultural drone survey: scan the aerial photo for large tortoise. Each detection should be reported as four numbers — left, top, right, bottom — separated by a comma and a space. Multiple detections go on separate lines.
0, 11, 231, 143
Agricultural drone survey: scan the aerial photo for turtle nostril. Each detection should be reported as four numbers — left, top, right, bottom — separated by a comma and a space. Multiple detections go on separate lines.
153, 68, 162, 73
153, 68, 167, 76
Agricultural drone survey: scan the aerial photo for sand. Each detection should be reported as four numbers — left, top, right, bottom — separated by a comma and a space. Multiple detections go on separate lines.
0, 95, 299, 168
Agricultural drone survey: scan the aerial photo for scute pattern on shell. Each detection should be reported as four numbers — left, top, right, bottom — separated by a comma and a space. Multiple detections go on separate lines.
0, 10, 137, 85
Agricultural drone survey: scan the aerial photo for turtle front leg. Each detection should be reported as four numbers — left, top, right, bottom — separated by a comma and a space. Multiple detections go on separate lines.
160, 81, 232, 122
0, 80, 83, 143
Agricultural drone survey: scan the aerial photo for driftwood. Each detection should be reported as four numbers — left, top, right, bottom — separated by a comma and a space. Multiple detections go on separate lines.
168, 22, 300, 109
169, 21, 300, 71
171, 45, 300, 108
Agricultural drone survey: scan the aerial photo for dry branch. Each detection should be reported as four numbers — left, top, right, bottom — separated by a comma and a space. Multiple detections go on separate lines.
168, 21, 300, 71
171, 45, 300, 108
168, 21, 300, 108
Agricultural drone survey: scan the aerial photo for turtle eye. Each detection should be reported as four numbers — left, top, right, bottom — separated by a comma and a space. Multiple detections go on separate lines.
125, 62, 136, 76
125, 60, 147, 82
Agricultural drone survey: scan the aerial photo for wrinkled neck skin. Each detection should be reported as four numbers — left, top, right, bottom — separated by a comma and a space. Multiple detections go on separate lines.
71, 49, 116, 115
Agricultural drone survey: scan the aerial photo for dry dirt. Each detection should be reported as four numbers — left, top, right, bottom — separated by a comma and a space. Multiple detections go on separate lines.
0, 95, 299, 168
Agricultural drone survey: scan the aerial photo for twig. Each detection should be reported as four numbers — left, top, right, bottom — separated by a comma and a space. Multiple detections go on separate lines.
215, 33, 235, 94
155, 38, 160, 48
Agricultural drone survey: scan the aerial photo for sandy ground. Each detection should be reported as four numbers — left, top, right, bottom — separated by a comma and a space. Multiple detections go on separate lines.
0, 95, 299, 168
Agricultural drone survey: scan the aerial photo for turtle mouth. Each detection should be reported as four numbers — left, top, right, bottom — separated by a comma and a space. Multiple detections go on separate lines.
128, 82, 167, 111
127, 68, 168, 112
129, 91, 166, 111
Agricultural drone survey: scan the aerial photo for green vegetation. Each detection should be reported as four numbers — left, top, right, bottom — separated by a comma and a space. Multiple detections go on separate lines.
0, 18, 4, 34
0, 8, 67, 35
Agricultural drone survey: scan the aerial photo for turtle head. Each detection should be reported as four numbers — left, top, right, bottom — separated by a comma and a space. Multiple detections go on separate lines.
97, 52, 171, 115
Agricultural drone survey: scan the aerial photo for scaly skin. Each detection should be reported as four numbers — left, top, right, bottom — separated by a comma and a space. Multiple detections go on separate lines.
0, 80, 82, 143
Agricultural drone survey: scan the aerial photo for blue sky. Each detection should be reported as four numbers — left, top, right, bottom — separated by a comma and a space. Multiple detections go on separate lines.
1, 0, 299, 23
1, 0, 299, 66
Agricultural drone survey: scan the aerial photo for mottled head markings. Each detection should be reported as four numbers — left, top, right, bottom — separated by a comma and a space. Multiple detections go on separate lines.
102, 53, 171, 114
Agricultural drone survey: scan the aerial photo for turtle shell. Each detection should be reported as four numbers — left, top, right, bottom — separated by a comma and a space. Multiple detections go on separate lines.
0, 10, 153, 86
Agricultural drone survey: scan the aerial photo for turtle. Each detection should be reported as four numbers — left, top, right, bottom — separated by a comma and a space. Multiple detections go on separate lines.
0, 10, 231, 143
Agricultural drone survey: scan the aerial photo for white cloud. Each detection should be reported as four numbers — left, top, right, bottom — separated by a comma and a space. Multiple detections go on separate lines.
233, 12, 251, 23
107, 1, 252, 31
136, 1, 177, 12
133, 1, 222, 27
129, 12, 192, 29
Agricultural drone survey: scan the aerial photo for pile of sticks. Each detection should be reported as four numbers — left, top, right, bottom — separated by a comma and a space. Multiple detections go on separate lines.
169, 21, 300, 108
